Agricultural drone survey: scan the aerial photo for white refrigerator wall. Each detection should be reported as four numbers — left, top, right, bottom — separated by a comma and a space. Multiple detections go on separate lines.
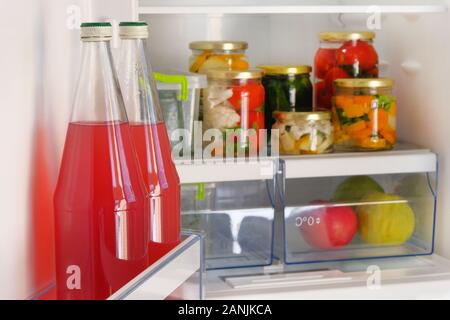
0, 0, 134, 299
375, 12, 450, 258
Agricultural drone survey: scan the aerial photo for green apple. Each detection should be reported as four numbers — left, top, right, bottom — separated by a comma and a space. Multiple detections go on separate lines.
333, 176, 384, 202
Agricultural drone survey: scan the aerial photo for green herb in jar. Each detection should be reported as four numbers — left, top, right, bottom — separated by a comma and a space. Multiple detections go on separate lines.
258, 66, 313, 132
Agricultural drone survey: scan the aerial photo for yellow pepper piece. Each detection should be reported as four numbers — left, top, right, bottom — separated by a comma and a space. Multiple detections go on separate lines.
381, 129, 396, 145
231, 58, 249, 70
345, 120, 367, 133
189, 50, 212, 73
360, 137, 387, 149
389, 101, 397, 116
342, 102, 370, 118
351, 128, 372, 142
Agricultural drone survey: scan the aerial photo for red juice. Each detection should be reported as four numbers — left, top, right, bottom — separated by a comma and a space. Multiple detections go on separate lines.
54, 121, 149, 300
129, 122, 181, 260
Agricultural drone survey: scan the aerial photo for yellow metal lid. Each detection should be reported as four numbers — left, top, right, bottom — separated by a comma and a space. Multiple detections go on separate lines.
319, 31, 376, 42
189, 41, 248, 51
334, 78, 394, 88
206, 69, 264, 80
257, 65, 312, 75
274, 111, 331, 121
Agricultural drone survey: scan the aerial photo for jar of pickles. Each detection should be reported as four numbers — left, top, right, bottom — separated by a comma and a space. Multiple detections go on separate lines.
333, 78, 396, 151
314, 32, 379, 111
273, 111, 333, 155
203, 69, 265, 156
258, 65, 313, 132
189, 41, 249, 74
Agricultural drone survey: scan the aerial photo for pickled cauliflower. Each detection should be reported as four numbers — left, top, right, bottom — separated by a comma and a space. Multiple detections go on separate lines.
273, 113, 334, 155
204, 104, 240, 131
204, 86, 240, 130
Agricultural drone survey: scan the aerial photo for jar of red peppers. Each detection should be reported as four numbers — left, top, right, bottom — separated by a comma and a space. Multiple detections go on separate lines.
203, 69, 265, 157
333, 78, 396, 151
314, 32, 379, 111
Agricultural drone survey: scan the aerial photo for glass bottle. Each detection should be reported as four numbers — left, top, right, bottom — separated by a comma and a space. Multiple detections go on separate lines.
117, 22, 181, 260
54, 22, 149, 300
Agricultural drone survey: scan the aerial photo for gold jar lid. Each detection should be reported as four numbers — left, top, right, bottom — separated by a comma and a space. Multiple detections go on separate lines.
189, 41, 248, 51
334, 78, 394, 88
274, 111, 331, 121
257, 65, 312, 75
206, 69, 264, 80
319, 31, 375, 42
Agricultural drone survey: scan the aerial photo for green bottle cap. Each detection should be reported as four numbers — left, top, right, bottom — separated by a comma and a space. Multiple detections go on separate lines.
80, 22, 112, 41
81, 22, 112, 28
119, 21, 148, 27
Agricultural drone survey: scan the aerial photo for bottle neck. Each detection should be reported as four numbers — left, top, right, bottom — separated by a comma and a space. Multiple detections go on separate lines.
118, 38, 163, 125
71, 40, 127, 123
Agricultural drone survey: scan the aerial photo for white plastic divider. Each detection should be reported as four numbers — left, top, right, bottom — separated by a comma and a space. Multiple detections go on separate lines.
175, 158, 276, 184
108, 235, 202, 300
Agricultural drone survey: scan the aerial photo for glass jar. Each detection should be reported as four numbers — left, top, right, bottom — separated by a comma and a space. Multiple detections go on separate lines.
189, 41, 249, 74
203, 69, 265, 157
333, 78, 396, 151
272, 111, 333, 155
314, 32, 379, 111
258, 65, 313, 132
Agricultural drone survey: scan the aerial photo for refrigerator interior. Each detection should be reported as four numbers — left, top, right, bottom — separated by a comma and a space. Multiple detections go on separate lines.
1, 0, 450, 299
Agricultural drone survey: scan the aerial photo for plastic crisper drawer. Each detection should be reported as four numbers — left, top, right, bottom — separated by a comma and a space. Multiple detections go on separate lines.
278, 171, 437, 265
181, 179, 275, 270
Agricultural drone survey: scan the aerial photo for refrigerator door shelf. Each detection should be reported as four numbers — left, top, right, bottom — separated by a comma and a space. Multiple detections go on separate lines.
109, 234, 204, 300
206, 254, 450, 299
32, 234, 204, 300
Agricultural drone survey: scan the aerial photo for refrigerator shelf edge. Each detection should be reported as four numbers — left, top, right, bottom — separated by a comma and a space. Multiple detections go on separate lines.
174, 144, 436, 183
175, 158, 276, 184
138, 0, 447, 15
283, 145, 436, 179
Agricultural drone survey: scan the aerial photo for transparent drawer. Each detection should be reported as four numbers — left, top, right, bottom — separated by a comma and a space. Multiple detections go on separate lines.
181, 179, 275, 270
32, 233, 204, 300
277, 171, 437, 265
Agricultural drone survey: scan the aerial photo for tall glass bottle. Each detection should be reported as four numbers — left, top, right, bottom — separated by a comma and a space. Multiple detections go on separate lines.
54, 23, 149, 300
117, 22, 181, 260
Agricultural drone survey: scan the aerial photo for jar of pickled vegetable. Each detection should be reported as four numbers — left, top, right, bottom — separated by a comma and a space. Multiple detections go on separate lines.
258, 65, 313, 133
314, 32, 379, 111
203, 69, 265, 157
273, 111, 333, 155
333, 78, 396, 151
189, 41, 249, 74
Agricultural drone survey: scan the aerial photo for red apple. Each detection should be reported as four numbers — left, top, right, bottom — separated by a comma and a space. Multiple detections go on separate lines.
298, 200, 358, 250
